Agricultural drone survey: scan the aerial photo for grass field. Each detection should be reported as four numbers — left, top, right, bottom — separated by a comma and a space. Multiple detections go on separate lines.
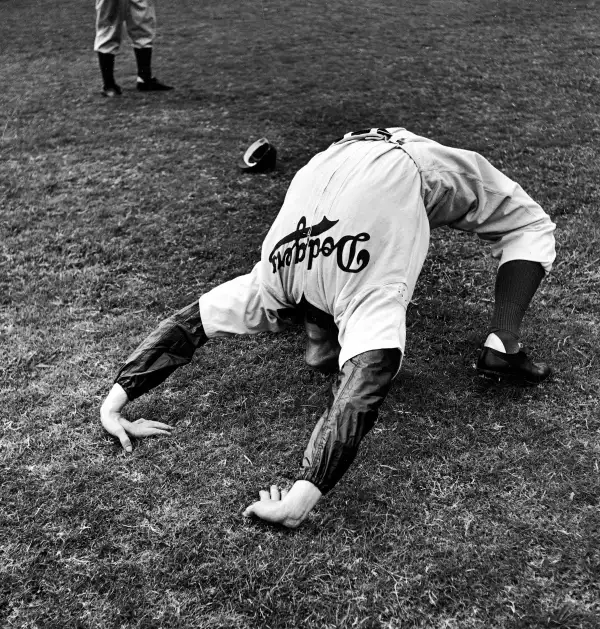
1, 0, 599, 627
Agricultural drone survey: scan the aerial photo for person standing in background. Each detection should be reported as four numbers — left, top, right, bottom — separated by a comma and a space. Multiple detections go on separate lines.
94, 0, 173, 97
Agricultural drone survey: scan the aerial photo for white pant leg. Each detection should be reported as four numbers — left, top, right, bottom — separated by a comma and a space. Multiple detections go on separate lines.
435, 150, 556, 274
94, 0, 126, 54
125, 0, 156, 49
486, 193, 556, 274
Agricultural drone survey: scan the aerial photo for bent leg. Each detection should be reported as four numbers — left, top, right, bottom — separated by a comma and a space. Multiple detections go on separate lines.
446, 163, 556, 383
478, 259, 552, 384
487, 259, 545, 353
302, 299, 340, 373
304, 319, 340, 373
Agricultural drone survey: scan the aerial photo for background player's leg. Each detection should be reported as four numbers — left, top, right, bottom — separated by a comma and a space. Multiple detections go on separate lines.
94, 0, 124, 96
126, 0, 173, 91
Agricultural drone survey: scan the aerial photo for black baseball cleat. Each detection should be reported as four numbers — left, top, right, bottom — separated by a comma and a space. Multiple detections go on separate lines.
477, 346, 552, 385
101, 83, 122, 97
136, 77, 173, 92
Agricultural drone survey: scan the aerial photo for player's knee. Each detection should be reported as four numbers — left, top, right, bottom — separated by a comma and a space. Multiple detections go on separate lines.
303, 314, 340, 372
304, 339, 340, 373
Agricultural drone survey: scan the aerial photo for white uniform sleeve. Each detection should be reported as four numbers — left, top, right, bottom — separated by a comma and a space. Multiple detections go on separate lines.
199, 263, 290, 338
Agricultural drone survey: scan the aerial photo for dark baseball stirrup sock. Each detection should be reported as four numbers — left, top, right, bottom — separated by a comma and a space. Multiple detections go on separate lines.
488, 260, 545, 353
134, 46, 152, 82
97, 52, 116, 87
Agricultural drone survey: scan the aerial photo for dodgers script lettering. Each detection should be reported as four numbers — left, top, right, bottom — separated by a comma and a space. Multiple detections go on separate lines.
268, 217, 370, 274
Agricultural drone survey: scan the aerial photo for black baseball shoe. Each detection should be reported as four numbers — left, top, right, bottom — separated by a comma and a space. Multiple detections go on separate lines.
477, 346, 552, 384
101, 83, 122, 97
136, 77, 173, 92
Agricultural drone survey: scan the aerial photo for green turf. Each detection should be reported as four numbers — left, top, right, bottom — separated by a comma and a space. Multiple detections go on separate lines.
1, 0, 599, 627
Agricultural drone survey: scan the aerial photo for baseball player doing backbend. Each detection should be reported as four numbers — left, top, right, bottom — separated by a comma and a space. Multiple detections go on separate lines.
94, 0, 172, 97
100, 127, 556, 528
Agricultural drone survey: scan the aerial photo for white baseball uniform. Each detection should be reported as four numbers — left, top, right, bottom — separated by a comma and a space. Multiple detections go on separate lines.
199, 128, 556, 369
113, 128, 557, 494
94, 0, 156, 54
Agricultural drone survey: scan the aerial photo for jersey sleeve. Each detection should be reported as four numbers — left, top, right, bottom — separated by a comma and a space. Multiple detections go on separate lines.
115, 264, 292, 400
199, 263, 292, 338
115, 300, 208, 400
295, 285, 409, 494
298, 348, 401, 494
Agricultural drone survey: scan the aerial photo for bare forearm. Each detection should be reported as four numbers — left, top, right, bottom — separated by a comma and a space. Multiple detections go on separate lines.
100, 382, 145, 430
99, 383, 133, 452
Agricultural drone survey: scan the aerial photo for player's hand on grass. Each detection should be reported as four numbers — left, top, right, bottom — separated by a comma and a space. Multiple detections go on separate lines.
100, 383, 173, 453
123, 418, 174, 440
243, 485, 290, 524
243, 481, 322, 529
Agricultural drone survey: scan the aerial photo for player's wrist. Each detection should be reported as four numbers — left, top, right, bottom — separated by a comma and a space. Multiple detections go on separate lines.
281, 480, 322, 527
101, 383, 129, 414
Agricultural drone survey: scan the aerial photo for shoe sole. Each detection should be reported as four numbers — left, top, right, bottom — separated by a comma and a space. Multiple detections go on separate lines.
477, 367, 552, 386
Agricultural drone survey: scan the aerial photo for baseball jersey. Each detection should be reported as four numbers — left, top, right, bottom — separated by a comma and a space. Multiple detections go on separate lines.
199, 128, 556, 370
116, 128, 557, 496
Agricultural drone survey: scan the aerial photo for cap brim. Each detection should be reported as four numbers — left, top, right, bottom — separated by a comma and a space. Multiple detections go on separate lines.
238, 138, 276, 172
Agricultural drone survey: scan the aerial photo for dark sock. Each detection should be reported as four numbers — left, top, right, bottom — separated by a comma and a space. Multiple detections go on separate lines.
134, 47, 152, 82
489, 260, 545, 352
98, 52, 116, 87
